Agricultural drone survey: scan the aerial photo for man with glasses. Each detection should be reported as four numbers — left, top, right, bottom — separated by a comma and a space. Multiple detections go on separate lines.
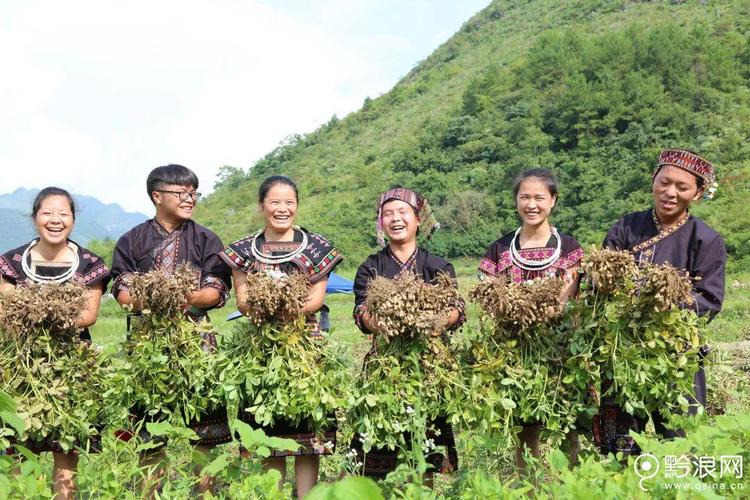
109, 164, 232, 492
111, 164, 230, 316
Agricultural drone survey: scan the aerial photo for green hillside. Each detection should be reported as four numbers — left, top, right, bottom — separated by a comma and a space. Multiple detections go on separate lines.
196, 0, 750, 271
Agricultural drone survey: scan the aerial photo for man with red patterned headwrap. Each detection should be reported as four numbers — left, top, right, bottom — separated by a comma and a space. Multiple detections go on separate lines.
595, 148, 726, 455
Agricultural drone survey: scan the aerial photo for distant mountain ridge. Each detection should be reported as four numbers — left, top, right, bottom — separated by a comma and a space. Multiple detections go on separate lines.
0, 188, 148, 249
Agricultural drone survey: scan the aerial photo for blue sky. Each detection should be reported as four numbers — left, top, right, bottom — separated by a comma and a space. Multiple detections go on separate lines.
0, 0, 489, 214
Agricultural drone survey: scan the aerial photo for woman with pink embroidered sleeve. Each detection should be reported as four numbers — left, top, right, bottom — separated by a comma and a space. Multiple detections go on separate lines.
0, 187, 111, 500
220, 175, 343, 499
477, 168, 583, 470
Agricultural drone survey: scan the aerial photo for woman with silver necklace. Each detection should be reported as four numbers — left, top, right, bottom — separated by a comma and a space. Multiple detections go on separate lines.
0, 187, 111, 500
221, 175, 343, 499
477, 169, 583, 471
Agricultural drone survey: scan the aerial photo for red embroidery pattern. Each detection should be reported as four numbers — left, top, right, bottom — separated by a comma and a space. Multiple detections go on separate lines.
78, 263, 110, 286
152, 220, 184, 272
262, 241, 301, 254
657, 148, 715, 186
297, 249, 343, 281
480, 246, 584, 283
478, 257, 497, 276
221, 246, 249, 271
0, 255, 17, 280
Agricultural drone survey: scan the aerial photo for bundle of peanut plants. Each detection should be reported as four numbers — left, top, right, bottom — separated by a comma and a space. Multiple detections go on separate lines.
468, 275, 589, 443
347, 273, 468, 453
566, 248, 705, 419
105, 263, 224, 429
220, 270, 346, 434
0, 282, 109, 452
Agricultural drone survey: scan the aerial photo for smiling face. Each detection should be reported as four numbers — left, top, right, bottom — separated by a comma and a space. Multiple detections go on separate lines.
259, 183, 298, 234
381, 199, 419, 245
34, 195, 75, 245
152, 184, 198, 222
652, 165, 703, 223
516, 177, 556, 228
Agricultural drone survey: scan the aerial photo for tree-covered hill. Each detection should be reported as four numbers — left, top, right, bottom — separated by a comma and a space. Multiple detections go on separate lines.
195, 0, 750, 271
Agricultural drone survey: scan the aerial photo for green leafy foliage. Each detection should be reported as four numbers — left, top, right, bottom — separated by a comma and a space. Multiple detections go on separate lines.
446, 413, 750, 498
348, 334, 466, 453
221, 319, 347, 432
307, 476, 384, 500
105, 265, 225, 431
0, 281, 111, 453
106, 315, 224, 429
0, 390, 24, 442
228, 418, 300, 458
197, 1, 750, 272
465, 278, 589, 443
199, 420, 299, 498
0, 391, 52, 498
0, 334, 109, 452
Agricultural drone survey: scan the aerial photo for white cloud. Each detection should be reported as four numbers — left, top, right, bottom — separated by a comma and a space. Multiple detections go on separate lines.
0, 0, 487, 214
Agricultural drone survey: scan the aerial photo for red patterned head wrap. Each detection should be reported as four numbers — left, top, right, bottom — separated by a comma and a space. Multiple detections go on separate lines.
656, 148, 717, 199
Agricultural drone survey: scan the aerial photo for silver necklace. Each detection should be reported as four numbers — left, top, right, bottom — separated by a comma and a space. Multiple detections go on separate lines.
250, 226, 307, 264
21, 239, 79, 284
509, 226, 561, 271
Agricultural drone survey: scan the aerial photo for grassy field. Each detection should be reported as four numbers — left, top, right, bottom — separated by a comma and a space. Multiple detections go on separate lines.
90, 258, 508, 352
90, 261, 750, 350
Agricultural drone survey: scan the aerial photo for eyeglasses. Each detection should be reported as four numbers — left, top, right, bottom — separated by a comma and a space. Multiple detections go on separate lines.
157, 190, 202, 202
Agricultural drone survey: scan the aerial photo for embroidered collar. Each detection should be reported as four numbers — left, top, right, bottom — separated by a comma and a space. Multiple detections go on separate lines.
151, 219, 186, 237
388, 246, 418, 276
630, 209, 690, 255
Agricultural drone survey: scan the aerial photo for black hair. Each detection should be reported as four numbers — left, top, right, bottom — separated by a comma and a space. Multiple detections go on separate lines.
32, 187, 76, 220
258, 175, 299, 203
146, 164, 199, 204
512, 168, 559, 199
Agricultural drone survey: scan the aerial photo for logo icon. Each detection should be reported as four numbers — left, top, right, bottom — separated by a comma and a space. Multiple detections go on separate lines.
634, 453, 660, 491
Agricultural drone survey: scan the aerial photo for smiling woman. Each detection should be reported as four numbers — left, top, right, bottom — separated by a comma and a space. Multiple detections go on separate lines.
0, 186, 111, 500
349, 187, 464, 482
0, 187, 110, 333
477, 168, 584, 470
220, 175, 343, 499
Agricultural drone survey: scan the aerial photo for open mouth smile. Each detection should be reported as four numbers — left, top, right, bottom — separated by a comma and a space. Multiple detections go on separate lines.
660, 200, 677, 209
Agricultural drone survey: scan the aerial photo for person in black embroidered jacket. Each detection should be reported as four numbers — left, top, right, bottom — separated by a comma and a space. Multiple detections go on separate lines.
595, 148, 727, 455
0, 187, 111, 500
109, 164, 231, 494
221, 175, 343, 499
351, 187, 465, 481
478, 169, 583, 470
